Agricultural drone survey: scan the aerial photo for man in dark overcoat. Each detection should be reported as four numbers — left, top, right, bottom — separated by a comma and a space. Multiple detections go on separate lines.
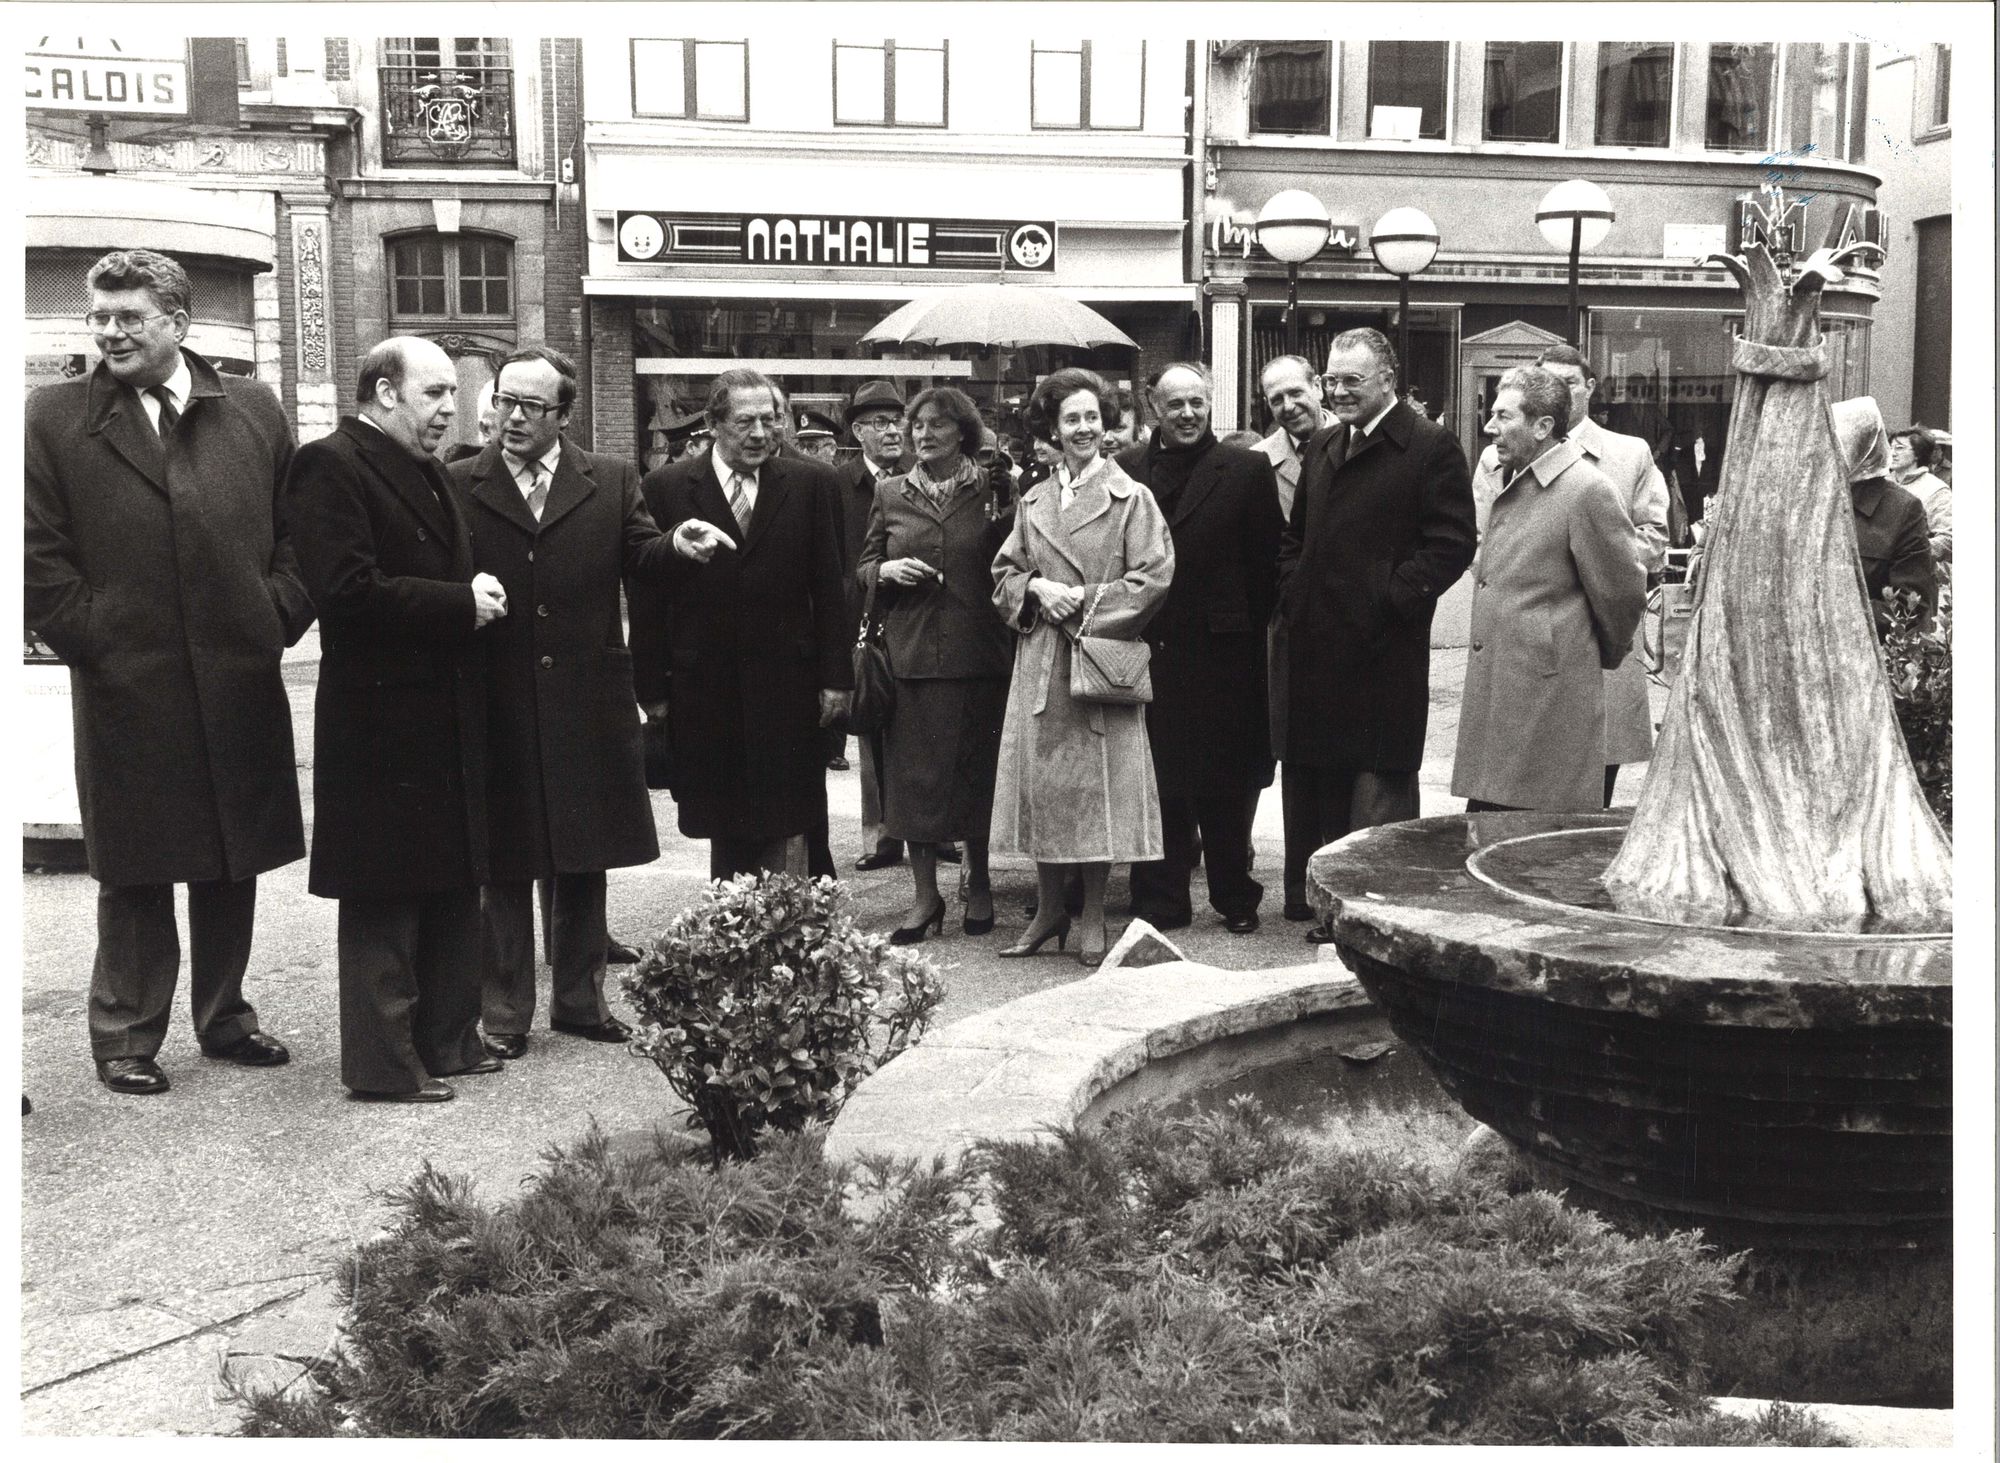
1278, 328, 1477, 942
839, 380, 909, 869
1118, 363, 1284, 934
24, 249, 313, 1096
450, 346, 677, 1060
635, 367, 852, 879
289, 336, 511, 1102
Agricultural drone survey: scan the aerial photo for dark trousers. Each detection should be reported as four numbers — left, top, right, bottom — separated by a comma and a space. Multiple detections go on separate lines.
482, 874, 611, 1036
1130, 788, 1263, 923
1281, 765, 1421, 905
336, 892, 485, 1095
89, 876, 260, 1061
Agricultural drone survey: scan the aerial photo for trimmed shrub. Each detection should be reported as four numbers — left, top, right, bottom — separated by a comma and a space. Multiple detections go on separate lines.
233, 1101, 1838, 1444
1881, 563, 1951, 829
621, 873, 945, 1160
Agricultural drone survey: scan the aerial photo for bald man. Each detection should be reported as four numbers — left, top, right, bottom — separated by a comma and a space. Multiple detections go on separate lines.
289, 337, 512, 1103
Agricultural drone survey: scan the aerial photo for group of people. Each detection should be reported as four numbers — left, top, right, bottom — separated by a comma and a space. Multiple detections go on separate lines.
25, 247, 1943, 1105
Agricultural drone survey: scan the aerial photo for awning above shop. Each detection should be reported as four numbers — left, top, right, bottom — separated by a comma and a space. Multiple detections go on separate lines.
27, 175, 274, 269
585, 277, 1194, 303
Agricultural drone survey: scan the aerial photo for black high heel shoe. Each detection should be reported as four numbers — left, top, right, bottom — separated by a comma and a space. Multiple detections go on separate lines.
997, 915, 1071, 958
962, 890, 996, 936
890, 900, 947, 945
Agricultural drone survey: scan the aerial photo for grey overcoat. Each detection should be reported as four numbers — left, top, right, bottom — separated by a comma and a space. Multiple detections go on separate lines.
989, 457, 1173, 863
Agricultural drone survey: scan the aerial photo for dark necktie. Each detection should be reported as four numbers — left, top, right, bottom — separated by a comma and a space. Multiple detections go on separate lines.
525, 462, 551, 521
147, 385, 180, 440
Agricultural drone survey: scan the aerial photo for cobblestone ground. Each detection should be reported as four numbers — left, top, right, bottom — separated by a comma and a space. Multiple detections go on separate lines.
19, 629, 1655, 1434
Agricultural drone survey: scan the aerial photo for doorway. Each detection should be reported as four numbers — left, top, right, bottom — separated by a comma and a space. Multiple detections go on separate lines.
1456, 319, 1571, 464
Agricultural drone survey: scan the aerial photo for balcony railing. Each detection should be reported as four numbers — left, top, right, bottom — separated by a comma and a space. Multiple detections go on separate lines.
380, 60, 516, 168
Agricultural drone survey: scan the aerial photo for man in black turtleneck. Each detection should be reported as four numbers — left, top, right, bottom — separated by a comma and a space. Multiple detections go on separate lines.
1116, 363, 1286, 934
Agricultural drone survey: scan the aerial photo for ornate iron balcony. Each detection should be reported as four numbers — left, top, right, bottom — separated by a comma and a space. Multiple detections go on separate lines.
380, 61, 516, 168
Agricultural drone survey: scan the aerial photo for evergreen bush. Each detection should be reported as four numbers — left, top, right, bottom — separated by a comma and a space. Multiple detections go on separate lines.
234, 1101, 1840, 1444
620, 873, 945, 1160
1880, 563, 1951, 829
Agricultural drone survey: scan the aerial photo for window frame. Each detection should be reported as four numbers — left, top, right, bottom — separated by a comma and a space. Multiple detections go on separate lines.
832, 39, 950, 128
386, 230, 518, 326
1702, 41, 1781, 153
378, 35, 518, 169
1774, 40, 1859, 164
1365, 39, 1454, 142
1030, 40, 1148, 131
1915, 42, 1951, 140
1592, 39, 1679, 149
630, 37, 750, 122
1480, 40, 1568, 146
1245, 39, 1336, 137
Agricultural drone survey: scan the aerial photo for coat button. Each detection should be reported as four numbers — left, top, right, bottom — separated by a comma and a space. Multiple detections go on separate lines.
417, 528, 427, 541
527, 550, 534, 562
1472, 642, 1483, 652
537, 604, 549, 618
1478, 578, 1488, 588
540, 655, 554, 669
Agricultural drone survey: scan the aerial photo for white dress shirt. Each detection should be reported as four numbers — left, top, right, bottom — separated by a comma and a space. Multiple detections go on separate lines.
711, 451, 759, 513
136, 355, 193, 433
503, 439, 562, 505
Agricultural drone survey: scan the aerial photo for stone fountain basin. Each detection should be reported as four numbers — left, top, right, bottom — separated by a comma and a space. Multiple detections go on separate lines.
1308, 810, 1952, 1251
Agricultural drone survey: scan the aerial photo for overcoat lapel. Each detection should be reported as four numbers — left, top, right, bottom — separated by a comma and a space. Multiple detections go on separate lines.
899, 475, 946, 523
1025, 485, 1085, 577
1061, 460, 1114, 534
85, 370, 168, 495
350, 422, 451, 541
536, 439, 596, 533
467, 445, 540, 537
1164, 455, 1221, 530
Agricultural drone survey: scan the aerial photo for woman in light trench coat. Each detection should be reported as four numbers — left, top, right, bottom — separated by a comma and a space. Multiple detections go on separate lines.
990, 368, 1175, 966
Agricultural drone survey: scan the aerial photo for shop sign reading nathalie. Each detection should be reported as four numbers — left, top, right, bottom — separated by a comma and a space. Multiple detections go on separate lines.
616, 211, 1058, 272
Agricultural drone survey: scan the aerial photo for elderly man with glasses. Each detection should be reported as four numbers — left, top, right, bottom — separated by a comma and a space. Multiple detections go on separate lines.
25, 249, 315, 1097
1276, 328, 1476, 942
448, 346, 679, 1063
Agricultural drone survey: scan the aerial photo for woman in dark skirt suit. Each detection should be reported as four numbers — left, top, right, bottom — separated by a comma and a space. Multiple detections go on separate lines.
855, 386, 1016, 941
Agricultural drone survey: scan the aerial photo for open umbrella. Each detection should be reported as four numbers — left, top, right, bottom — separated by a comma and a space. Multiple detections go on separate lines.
860, 284, 1137, 350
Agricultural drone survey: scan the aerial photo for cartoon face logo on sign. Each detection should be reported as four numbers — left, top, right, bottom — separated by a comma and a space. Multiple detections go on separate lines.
1008, 224, 1054, 270
619, 214, 666, 261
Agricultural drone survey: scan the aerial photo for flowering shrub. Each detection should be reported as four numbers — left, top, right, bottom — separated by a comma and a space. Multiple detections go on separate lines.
621, 873, 945, 1161
1881, 563, 1951, 829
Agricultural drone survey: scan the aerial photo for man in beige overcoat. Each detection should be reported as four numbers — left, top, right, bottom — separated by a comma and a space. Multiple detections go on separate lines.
1453, 367, 1646, 813
1472, 345, 1667, 807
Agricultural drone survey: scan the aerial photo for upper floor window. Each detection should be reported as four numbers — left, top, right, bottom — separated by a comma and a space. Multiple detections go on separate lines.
1031, 41, 1146, 129
1917, 42, 1951, 136
1247, 41, 1331, 134
1595, 40, 1674, 147
632, 39, 749, 121
1483, 41, 1562, 143
380, 37, 516, 168
1781, 42, 1856, 162
834, 40, 947, 127
389, 233, 513, 320
1368, 41, 1448, 140
1706, 43, 1778, 151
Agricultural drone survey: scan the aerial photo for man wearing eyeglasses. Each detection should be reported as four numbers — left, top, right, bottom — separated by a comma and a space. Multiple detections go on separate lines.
1276, 328, 1477, 942
635, 368, 853, 879
449, 347, 679, 1062
839, 380, 909, 870
25, 249, 314, 1097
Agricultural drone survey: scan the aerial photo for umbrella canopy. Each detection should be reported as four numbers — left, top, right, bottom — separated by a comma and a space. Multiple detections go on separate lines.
860, 284, 1137, 350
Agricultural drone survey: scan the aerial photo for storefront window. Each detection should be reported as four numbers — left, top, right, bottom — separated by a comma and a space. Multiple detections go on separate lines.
1483, 42, 1562, 144
1367, 41, 1448, 140
1245, 303, 1458, 434
1248, 41, 1331, 134
1782, 42, 1852, 162
1595, 41, 1674, 147
1706, 43, 1777, 151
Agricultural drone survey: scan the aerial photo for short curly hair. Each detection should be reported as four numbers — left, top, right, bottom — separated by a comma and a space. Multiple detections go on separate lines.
1892, 424, 1938, 467
907, 385, 984, 456
1026, 367, 1121, 445
87, 249, 192, 318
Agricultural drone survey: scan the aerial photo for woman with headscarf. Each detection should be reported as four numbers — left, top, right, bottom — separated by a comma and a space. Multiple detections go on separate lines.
990, 367, 1174, 967
1831, 396, 1936, 638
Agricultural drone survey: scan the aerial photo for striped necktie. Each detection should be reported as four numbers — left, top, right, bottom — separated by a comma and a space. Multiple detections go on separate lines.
525, 461, 551, 521
726, 472, 754, 534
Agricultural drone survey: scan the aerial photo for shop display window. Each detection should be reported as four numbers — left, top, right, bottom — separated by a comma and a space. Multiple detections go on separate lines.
1705, 43, 1778, 151
1483, 42, 1563, 144
1247, 41, 1332, 135
1367, 41, 1449, 140
1245, 302, 1458, 435
1595, 41, 1674, 148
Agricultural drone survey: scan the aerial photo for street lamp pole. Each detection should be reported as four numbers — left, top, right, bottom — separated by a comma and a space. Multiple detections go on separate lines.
1536, 179, 1616, 349
1256, 189, 1332, 366
1367, 207, 1441, 389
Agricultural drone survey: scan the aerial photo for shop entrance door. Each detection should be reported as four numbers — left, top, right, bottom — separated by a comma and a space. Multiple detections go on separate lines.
1456, 320, 1571, 465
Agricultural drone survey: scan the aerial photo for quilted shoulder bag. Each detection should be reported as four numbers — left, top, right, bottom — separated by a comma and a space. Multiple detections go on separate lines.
1068, 582, 1153, 706
848, 578, 895, 734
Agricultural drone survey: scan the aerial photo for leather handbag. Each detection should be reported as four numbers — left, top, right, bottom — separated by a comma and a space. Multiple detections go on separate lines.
1068, 583, 1152, 706
848, 577, 895, 735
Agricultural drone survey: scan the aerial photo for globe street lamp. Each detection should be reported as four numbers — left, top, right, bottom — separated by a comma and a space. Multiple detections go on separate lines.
1536, 178, 1616, 346
1368, 206, 1441, 387
1256, 189, 1332, 357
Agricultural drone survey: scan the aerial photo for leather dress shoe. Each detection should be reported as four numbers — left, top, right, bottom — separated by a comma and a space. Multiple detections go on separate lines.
1132, 912, 1192, 932
483, 1031, 528, 1060
1283, 901, 1316, 922
1224, 911, 1261, 935
1305, 924, 1340, 945
96, 1057, 170, 1095
552, 1015, 633, 1044
605, 938, 644, 966
438, 1054, 505, 1077
855, 843, 904, 871
827, 755, 851, 771
201, 1031, 290, 1067
350, 1079, 454, 1104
